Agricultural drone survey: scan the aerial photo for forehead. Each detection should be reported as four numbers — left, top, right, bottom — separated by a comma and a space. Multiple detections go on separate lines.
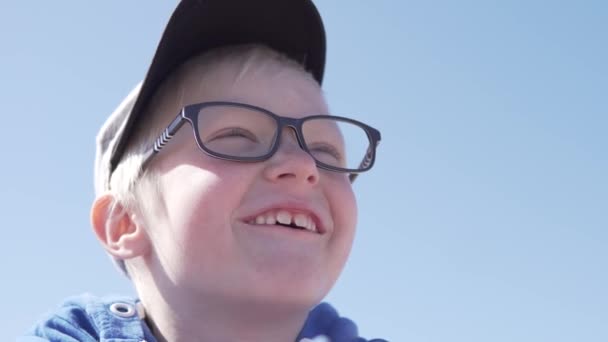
153, 47, 329, 120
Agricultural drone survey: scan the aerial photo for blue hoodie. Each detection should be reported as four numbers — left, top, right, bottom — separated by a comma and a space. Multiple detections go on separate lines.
18, 294, 387, 342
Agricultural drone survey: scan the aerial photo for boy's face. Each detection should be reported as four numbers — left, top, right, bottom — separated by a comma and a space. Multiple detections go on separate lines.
140, 57, 357, 308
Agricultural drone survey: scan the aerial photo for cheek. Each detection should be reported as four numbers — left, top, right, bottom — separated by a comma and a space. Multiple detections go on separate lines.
152, 162, 254, 263
327, 175, 358, 229
325, 177, 358, 261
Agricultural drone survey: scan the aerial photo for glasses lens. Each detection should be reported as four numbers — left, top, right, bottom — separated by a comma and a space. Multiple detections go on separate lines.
302, 117, 372, 171
197, 105, 277, 157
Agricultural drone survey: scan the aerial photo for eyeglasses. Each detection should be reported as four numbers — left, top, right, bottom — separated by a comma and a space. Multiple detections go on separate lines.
142, 101, 381, 181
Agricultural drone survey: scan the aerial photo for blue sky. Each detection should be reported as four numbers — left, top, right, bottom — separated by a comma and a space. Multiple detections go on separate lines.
1, 1, 606, 341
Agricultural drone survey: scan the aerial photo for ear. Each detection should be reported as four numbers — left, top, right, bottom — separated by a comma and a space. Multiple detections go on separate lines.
91, 193, 150, 260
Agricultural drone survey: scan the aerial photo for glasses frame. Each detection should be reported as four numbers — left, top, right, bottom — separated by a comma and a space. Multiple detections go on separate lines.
141, 101, 381, 181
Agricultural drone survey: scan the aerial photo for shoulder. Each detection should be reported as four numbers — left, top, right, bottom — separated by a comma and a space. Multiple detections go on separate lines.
298, 302, 389, 342
18, 294, 145, 342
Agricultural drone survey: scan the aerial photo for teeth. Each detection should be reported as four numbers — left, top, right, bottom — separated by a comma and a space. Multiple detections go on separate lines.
251, 210, 318, 232
294, 213, 308, 230
276, 210, 292, 225
265, 213, 276, 225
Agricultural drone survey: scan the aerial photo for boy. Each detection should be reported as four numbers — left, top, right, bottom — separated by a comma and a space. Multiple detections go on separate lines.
20, 0, 383, 341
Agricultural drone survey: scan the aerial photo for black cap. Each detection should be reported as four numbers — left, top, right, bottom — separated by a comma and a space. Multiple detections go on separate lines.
107, 0, 326, 176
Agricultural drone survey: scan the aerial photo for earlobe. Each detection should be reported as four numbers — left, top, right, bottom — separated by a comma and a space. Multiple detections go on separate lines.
91, 193, 150, 260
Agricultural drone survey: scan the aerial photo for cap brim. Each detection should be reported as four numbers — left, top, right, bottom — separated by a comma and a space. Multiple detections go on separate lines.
109, 0, 326, 173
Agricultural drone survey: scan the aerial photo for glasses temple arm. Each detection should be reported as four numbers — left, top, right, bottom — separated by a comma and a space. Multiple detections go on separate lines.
349, 140, 380, 183
141, 113, 186, 170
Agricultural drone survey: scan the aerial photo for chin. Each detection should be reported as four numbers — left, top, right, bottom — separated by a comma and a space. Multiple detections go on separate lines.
262, 270, 335, 306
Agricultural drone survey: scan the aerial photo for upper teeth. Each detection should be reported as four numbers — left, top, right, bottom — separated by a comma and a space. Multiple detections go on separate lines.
251, 209, 317, 232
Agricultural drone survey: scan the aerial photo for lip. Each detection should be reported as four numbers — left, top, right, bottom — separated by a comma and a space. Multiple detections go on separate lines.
239, 200, 329, 235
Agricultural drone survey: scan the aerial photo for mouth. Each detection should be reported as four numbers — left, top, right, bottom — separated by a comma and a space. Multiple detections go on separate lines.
245, 209, 322, 234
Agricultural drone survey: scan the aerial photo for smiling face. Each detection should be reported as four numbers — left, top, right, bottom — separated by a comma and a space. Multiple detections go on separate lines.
134, 47, 357, 310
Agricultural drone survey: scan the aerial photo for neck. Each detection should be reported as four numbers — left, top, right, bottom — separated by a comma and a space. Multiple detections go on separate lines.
140, 290, 309, 342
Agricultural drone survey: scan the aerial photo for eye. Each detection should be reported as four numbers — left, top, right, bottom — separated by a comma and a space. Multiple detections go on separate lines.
308, 142, 344, 164
208, 127, 259, 142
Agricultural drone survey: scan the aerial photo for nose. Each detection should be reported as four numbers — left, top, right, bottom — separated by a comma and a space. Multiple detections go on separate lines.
263, 128, 319, 186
